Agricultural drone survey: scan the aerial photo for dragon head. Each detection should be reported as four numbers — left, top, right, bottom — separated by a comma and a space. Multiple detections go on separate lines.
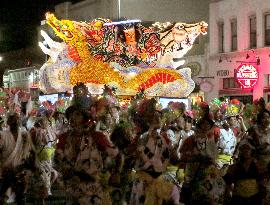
199, 21, 208, 35
46, 13, 84, 44
172, 21, 208, 43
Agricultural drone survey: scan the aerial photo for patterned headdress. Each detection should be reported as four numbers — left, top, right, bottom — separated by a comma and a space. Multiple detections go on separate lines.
226, 98, 241, 117
95, 85, 119, 118
209, 98, 227, 115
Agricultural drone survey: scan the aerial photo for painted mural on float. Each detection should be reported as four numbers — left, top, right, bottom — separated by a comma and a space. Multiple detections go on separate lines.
39, 13, 208, 97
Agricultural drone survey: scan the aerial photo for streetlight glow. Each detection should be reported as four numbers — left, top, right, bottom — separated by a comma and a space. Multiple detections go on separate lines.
0, 56, 3, 61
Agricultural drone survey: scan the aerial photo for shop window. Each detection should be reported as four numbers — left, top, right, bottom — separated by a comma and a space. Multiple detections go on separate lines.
264, 74, 270, 86
231, 19, 237, 51
249, 15, 257, 48
218, 22, 224, 53
265, 13, 270, 46
223, 77, 240, 89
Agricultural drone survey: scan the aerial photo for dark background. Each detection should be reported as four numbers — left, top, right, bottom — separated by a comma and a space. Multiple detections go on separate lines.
0, 0, 82, 52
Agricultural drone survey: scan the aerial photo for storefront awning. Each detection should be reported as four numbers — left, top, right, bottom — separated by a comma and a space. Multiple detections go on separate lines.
219, 88, 253, 95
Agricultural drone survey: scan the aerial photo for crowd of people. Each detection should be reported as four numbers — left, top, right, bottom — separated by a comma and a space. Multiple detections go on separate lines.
0, 83, 270, 205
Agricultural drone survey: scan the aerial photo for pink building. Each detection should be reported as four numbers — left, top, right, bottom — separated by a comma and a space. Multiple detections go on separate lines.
207, 0, 270, 103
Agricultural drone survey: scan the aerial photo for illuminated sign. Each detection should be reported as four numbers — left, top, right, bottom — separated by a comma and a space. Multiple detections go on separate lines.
235, 64, 258, 88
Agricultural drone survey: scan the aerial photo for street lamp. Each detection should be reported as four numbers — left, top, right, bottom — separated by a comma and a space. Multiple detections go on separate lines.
0, 56, 2, 61
118, 0, 121, 19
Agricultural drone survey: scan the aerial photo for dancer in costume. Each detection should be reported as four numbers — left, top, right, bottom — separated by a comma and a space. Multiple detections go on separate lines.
224, 140, 265, 205
243, 98, 270, 171
176, 112, 195, 157
95, 85, 120, 141
53, 111, 68, 136
110, 120, 137, 204
167, 102, 187, 146
208, 98, 227, 145
29, 117, 57, 200
180, 104, 225, 205
0, 113, 35, 205
216, 117, 237, 173
130, 98, 180, 205
55, 105, 115, 205
226, 99, 247, 140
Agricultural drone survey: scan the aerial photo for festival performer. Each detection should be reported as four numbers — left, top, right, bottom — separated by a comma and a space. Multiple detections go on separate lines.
176, 112, 195, 156
223, 140, 265, 205
227, 99, 247, 139
95, 111, 114, 140
232, 98, 270, 202
130, 98, 180, 205
95, 85, 120, 141
110, 120, 137, 204
72, 82, 92, 110
167, 102, 187, 146
160, 109, 176, 147
0, 113, 35, 205
53, 111, 68, 136
263, 163, 270, 205
55, 105, 115, 205
172, 112, 194, 180
209, 98, 226, 143
243, 98, 270, 171
180, 103, 225, 205
29, 117, 57, 199
169, 116, 184, 147
217, 117, 237, 173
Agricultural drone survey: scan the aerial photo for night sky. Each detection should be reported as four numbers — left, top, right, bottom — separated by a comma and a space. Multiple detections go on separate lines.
0, 0, 82, 52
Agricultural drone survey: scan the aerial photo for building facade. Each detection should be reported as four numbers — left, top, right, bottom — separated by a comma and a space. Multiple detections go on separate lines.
3, 67, 39, 91
207, 0, 270, 103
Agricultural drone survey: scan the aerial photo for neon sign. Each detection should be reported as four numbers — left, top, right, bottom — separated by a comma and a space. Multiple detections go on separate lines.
235, 64, 258, 88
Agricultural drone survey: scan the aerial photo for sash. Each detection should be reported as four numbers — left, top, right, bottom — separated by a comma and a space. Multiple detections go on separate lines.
234, 179, 259, 198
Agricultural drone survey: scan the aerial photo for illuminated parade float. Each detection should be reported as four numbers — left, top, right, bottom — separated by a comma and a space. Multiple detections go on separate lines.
39, 13, 208, 98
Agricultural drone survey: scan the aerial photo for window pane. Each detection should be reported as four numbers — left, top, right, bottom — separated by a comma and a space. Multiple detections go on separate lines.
266, 30, 270, 45
250, 16, 256, 31
250, 16, 257, 48
223, 78, 229, 89
265, 14, 270, 45
234, 79, 240, 88
231, 19, 237, 51
218, 22, 224, 53
231, 20, 237, 35
223, 77, 240, 88
229, 78, 235, 88
266, 14, 270, 29
250, 33, 257, 48
232, 36, 237, 51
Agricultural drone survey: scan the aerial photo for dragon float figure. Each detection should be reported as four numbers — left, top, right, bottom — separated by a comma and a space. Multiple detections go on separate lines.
40, 13, 207, 97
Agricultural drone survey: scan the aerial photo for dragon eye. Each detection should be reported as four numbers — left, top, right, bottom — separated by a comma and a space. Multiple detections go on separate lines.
63, 30, 73, 38
177, 25, 185, 30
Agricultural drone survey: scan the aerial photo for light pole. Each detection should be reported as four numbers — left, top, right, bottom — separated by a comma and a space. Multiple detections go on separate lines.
118, 0, 121, 19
